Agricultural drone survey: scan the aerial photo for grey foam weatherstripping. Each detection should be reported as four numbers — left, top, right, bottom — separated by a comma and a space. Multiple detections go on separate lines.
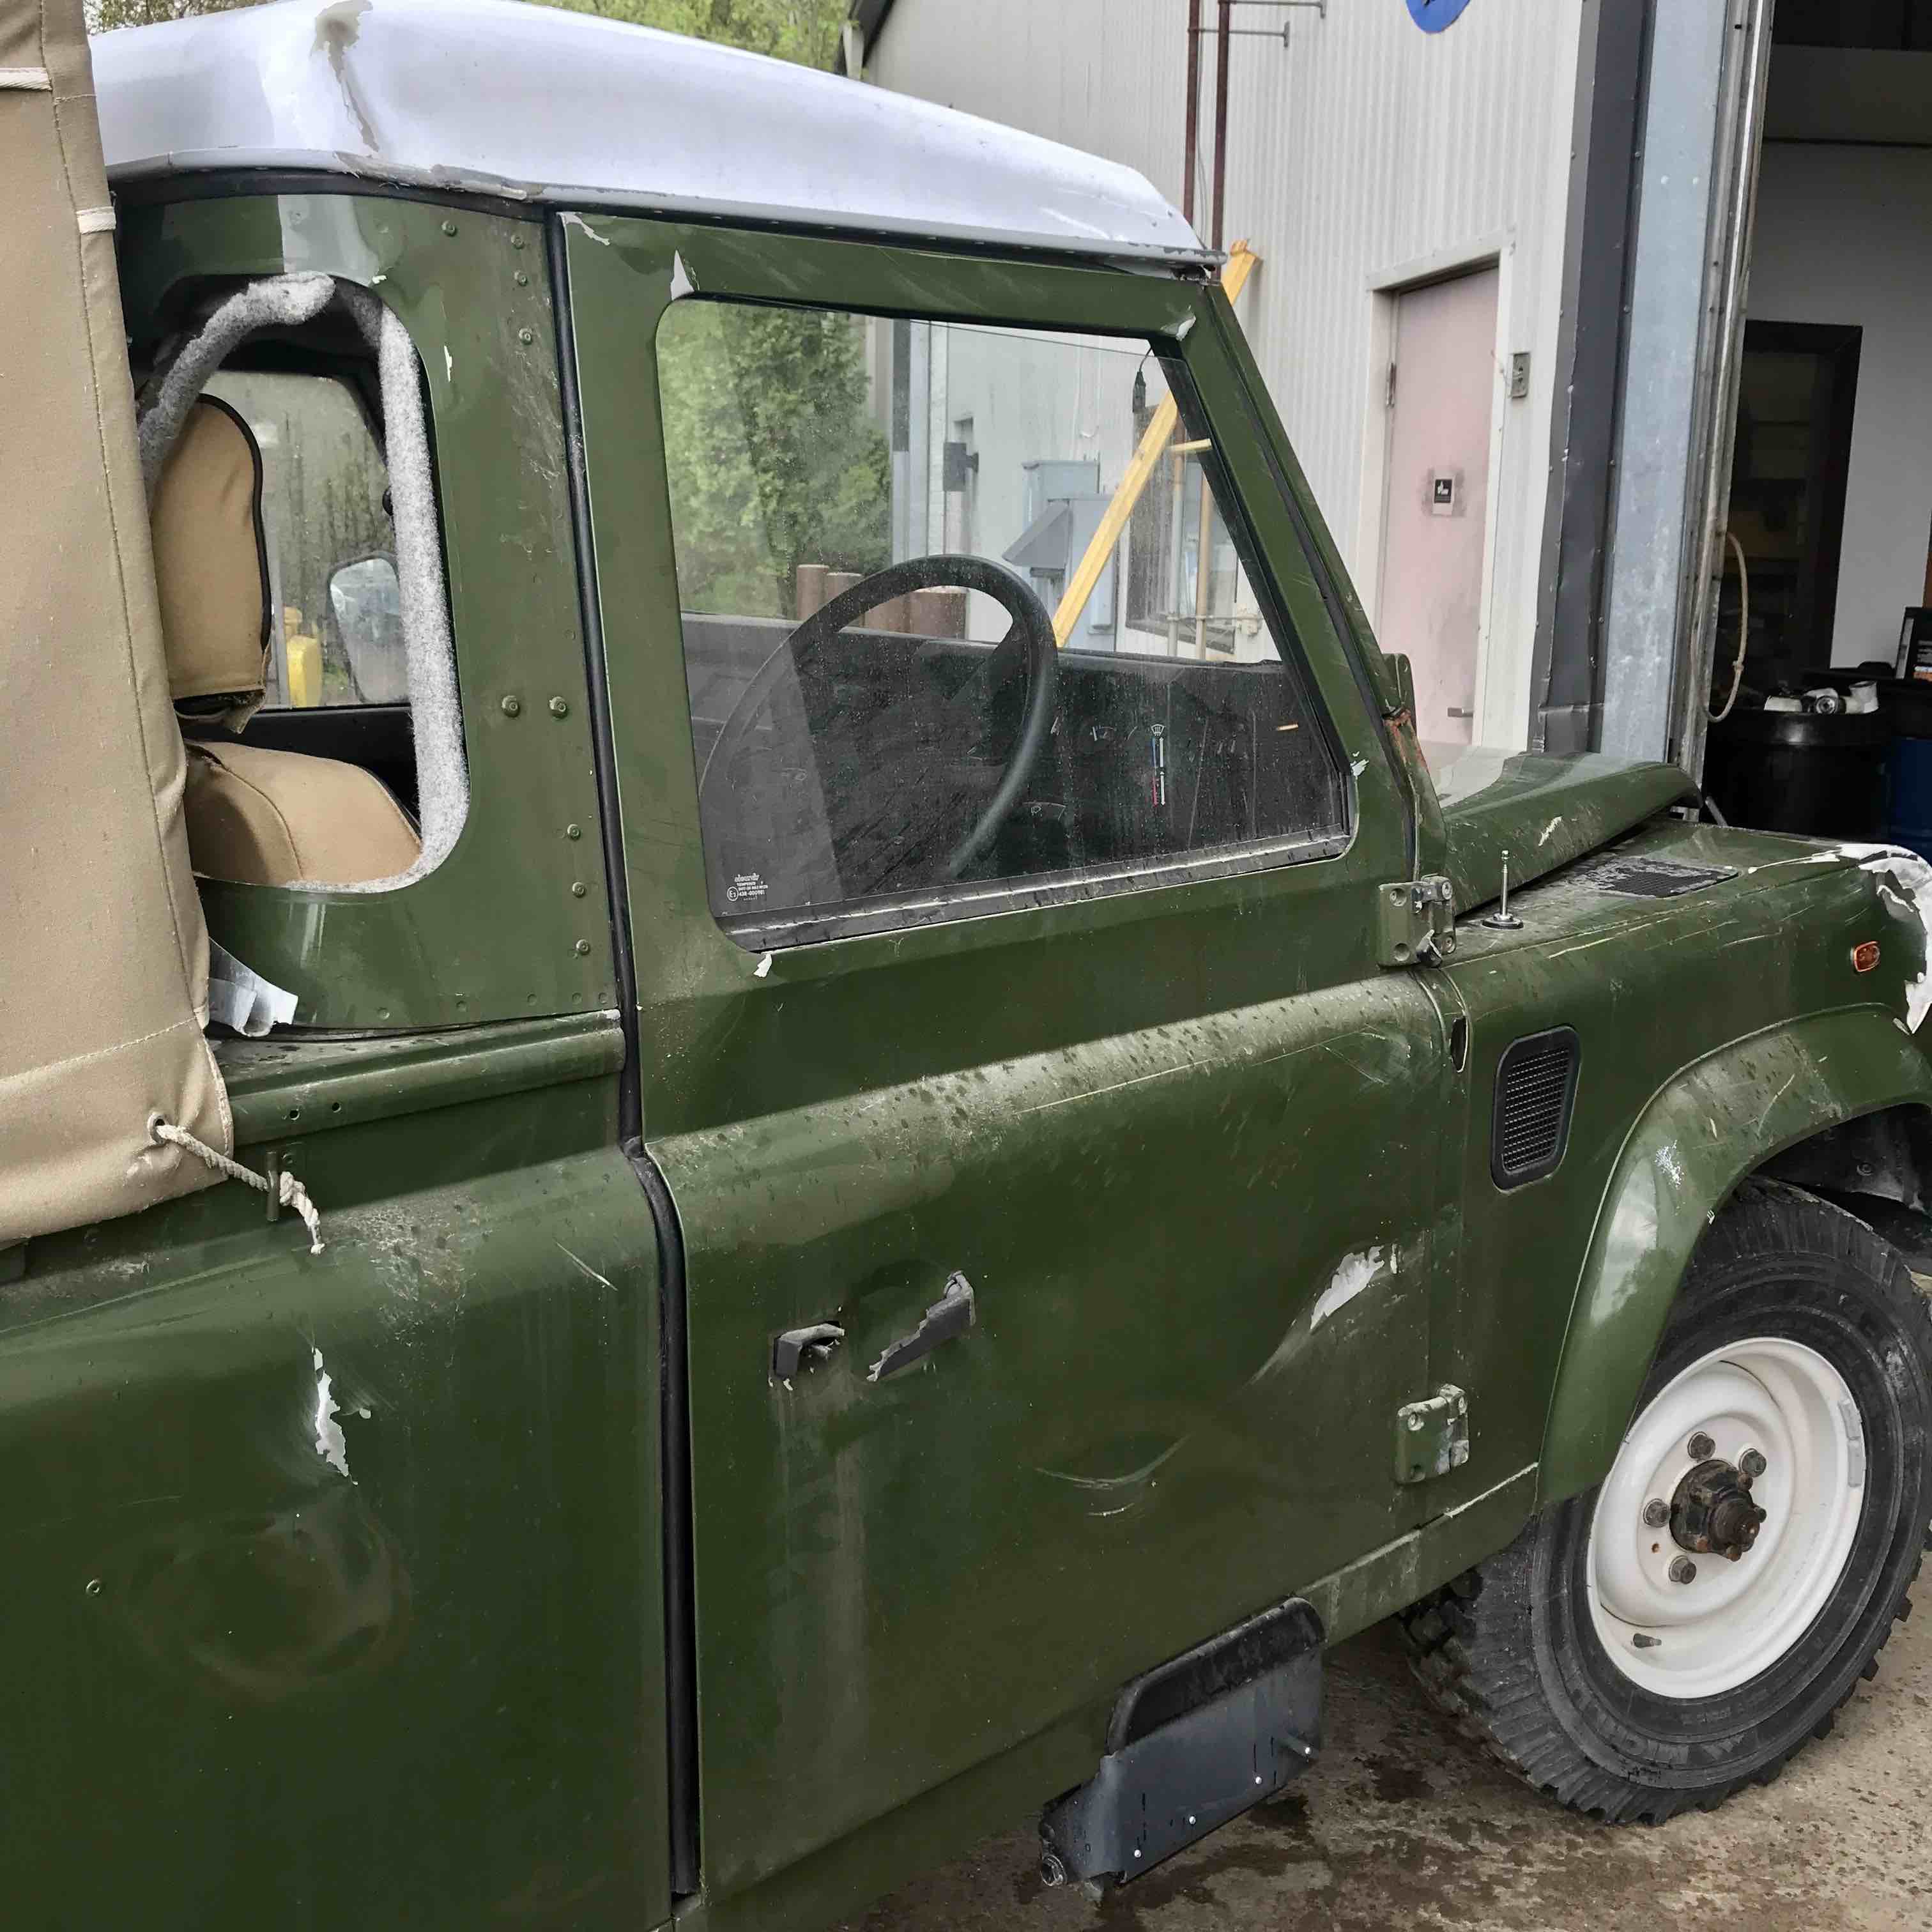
138, 273, 468, 893
137, 273, 334, 496
335, 284, 468, 889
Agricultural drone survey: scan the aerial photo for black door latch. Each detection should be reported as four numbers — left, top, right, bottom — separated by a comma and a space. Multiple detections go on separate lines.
771, 1321, 845, 1383
867, 1273, 975, 1383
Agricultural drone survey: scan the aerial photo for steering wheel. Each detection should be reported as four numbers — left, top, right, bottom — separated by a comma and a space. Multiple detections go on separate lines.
698, 554, 1059, 891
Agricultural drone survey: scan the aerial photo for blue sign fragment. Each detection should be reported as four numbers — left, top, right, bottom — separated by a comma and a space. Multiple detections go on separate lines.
1406, 0, 1475, 30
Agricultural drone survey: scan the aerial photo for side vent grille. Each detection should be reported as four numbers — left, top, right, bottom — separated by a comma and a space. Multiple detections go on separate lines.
1491, 1027, 1579, 1189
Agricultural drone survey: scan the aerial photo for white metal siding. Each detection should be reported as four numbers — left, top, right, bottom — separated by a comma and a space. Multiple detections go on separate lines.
869, 0, 1581, 747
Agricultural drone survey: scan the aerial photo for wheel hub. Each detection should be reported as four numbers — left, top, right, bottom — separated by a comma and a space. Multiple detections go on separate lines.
1669, 1455, 1768, 1563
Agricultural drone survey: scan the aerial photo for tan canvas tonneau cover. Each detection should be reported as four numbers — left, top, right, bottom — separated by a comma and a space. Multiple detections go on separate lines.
1, 0, 228, 1244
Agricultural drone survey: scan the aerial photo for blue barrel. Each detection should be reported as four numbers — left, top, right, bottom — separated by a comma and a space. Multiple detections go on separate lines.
1883, 680, 1932, 861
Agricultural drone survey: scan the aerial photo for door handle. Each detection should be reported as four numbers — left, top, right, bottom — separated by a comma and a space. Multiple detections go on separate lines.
772, 1321, 845, 1384
867, 1273, 976, 1383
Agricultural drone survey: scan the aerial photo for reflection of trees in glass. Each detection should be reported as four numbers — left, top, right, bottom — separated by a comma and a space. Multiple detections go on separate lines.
90, 0, 850, 66
660, 303, 889, 617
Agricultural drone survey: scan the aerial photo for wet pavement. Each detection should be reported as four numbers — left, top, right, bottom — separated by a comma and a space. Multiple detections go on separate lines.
842, 1606, 1932, 1932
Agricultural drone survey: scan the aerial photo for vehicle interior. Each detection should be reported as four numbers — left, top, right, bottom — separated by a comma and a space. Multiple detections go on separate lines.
137, 276, 454, 898
659, 297, 1350, 940
686, 613, 1341, 924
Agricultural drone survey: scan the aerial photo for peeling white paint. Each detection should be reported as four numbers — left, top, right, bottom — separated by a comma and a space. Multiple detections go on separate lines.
669, 251, 696, 299
312, 1347, 352, 1480
1349, 755, 1368, 778
1828, 844, 1932, 1031
755, 953, 774, 979
442, 346, 454, 383
1311, 1245, 1383, 1331
560, 210, 611, 245
1538, 815, 1563, 846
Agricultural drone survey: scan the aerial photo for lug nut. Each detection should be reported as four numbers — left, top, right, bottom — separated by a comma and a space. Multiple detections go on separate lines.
1669, 1556, 1698, 1586
1688, 1432, 1715, 1460
1740, 1448, 1767, 1479
1643, 1498, 1669, 1528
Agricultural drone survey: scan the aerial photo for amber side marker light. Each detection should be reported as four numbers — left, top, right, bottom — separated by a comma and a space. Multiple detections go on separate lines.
1853, 940, 1882, 974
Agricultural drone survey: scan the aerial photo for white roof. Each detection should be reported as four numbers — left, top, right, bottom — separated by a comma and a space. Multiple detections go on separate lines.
91, 0, 1210, 266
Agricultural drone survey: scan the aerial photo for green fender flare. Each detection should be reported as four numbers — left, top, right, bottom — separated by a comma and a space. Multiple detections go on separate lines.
1538, 1004, 1932, 1508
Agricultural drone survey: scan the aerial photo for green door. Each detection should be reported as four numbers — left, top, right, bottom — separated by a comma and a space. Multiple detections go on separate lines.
567, 217, 1451, 1905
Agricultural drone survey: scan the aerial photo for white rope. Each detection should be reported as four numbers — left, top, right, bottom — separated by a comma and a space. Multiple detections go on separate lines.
148, 1114, 324, 1254
1707, 530, 1750, 723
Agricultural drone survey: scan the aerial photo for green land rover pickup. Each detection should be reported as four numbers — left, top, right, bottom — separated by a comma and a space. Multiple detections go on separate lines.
6, 1, 1932, 1926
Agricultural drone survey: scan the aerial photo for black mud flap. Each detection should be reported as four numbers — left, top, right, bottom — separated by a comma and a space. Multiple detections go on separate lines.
1039, 1597, 1322, 1887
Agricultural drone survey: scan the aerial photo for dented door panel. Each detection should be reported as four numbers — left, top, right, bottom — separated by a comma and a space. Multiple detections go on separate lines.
650, 960, 1445, 1897
0, 1069, 669, 1929
570, 220, 1451, 1903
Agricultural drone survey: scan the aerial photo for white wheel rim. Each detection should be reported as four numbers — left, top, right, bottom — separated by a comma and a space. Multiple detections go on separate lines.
1587, 1337, 1867, 1698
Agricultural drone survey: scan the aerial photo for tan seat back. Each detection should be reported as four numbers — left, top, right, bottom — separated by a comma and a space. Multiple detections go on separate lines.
150, 396, 272, 729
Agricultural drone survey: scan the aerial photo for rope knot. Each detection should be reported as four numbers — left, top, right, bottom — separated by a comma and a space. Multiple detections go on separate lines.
149, 1116, 324, 1255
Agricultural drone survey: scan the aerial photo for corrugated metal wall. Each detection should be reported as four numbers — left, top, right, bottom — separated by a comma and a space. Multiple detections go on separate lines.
868, 0, 1581, 747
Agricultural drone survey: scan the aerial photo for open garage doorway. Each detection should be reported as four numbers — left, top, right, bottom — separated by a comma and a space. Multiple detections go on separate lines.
1698, 6, 1932, 854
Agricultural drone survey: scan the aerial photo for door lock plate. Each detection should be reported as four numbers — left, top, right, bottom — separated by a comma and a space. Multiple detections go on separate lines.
1376, 876, 1456, 967
1395, 1385, 1471, 1484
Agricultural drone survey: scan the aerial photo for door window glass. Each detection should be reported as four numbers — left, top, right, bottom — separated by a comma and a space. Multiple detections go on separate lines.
656, 300, 1345, 940
204, 371, 401, 709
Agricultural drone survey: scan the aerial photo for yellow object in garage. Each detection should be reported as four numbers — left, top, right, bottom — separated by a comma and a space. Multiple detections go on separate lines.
283, 603, 321, 707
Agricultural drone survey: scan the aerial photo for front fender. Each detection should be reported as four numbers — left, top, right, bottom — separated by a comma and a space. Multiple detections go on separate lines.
1538, 1005, 1932, 1506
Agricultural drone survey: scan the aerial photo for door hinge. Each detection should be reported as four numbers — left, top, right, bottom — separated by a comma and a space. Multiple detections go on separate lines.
1396, 1386, 1471, 1485
1384, 360, 1397, 410
1376, 875, 1457, 967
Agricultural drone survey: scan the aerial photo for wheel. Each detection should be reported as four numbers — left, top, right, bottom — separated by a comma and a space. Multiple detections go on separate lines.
1400, 1179, 1932, 1822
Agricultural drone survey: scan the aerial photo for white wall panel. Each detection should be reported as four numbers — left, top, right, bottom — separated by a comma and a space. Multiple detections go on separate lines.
869, 0, 1581, 747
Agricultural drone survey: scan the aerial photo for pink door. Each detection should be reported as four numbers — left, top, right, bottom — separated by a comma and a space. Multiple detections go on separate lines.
1377, 266, 1498, 746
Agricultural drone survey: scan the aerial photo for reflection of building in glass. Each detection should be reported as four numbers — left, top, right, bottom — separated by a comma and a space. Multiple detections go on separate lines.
868, 318, 1266, 660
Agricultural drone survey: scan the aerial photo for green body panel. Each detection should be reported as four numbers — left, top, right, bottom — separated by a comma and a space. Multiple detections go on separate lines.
1422, 818, 1932, 1523
218, 1008, 625, 1144
1540, 1003, 1932, 1503
1429, 744, 1698, 911
2, 1022, 670, 1926
566, 217, 1456, 1908
652, 974, 1446, 1897
116, 194, 616, 1029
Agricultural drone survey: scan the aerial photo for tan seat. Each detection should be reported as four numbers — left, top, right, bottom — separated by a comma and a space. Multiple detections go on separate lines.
182, 739, 421, 886
151, 397, 421, 886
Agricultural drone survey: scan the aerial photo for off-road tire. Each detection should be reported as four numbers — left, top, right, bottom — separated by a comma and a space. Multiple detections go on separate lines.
1399, 1179, 1932, 1822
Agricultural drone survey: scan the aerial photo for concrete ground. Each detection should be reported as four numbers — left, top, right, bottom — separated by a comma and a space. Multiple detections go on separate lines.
843, 1608, 1932, 1932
